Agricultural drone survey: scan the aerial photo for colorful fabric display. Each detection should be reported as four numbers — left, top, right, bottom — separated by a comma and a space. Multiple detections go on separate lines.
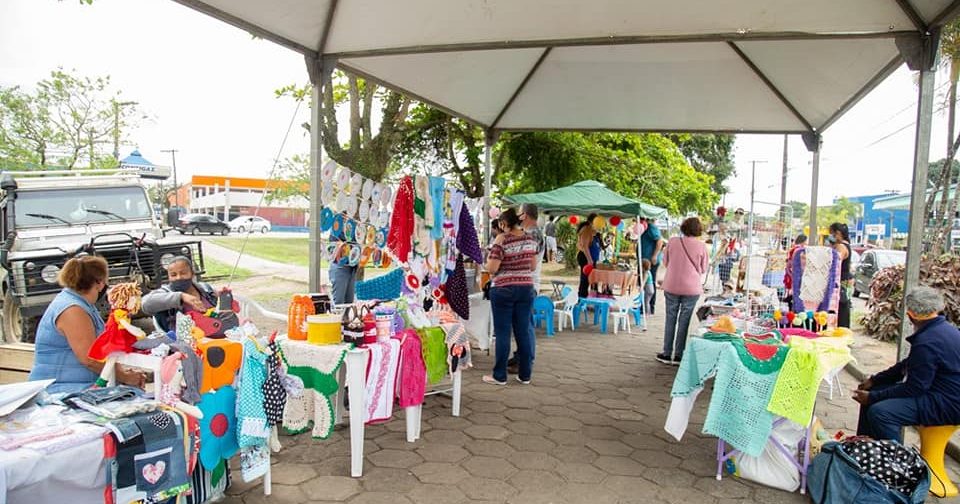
112, 411, 192, 502
794, 246, 839, 313
237, 339, 269, 448
280, 341, 349, 439
419, 327, 448, 384
364, 339, 401, 424
388, 176, 415, 263
262, 340, 287, 426
731, 339, 789, 374
442, 322, 472, 372
198, 339, 242, 393
356, 268, 403, 301
198, 386, 240, 471
240, 444, 270, 483
457, 201, 483, 264
396, 330, 426, 408
702, 348, 779, 457
446, 255, 470, 320
767, 347, 823, 425
429, 176, 445, 239
449, 189, 465, 235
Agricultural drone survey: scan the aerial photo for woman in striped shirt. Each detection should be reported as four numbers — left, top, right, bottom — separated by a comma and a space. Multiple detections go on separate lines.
482, 207, 539, 386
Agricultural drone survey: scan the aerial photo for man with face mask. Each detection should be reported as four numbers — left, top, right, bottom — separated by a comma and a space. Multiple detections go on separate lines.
142, 256, 217, 332
853, 287, 960, 442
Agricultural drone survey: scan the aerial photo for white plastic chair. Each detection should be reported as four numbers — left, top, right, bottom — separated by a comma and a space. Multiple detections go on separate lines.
554, 289, 579, 332
610, 295, 635, 334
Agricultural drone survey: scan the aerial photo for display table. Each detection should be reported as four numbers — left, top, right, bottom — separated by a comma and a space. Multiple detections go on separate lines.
281, 339, 462, 477
588, 269, 636, 295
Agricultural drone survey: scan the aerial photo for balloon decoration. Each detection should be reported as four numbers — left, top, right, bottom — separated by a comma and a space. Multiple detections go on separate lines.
609, 216, 621, 226
592, 216, 606, 229
569, 216, 579, 225
583, 264, 594, 276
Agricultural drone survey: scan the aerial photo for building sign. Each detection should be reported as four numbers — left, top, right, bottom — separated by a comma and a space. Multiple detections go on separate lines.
864, 224, 886, 236
120, 163, 171, 180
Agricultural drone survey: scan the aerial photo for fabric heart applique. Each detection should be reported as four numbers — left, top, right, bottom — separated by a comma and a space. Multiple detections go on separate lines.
142, 461, 166, 484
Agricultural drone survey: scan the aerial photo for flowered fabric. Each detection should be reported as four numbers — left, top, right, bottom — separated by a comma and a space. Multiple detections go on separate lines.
198, 386, 239, 471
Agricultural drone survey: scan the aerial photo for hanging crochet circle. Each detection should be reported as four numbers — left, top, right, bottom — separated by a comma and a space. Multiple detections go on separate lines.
365, 225, 376, 246
380, 185, 393, 206
320, 183, 333, 205
376, 228, 388, 248
321, 160, 336, 181
350, 172, 363, 194
320, 208, 334, 232
361, 179, 374, 201
336, 167, 350, 189
731, 339, 789, 374
342, 219, 355, 242
359, 200, 370, 222
371, 183, 382, 204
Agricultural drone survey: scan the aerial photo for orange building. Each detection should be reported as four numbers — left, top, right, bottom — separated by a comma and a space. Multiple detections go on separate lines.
169, 175, 309, 228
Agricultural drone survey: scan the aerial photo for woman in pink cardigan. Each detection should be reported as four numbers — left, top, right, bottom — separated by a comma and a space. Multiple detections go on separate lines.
657, 217, 708, 365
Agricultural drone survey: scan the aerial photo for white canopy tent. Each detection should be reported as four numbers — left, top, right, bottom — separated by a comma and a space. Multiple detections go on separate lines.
171, 0, 959, 352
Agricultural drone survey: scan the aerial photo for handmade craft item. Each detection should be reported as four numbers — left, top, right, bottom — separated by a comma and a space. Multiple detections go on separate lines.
89, 283, 146, 387
198, 386, 240, 471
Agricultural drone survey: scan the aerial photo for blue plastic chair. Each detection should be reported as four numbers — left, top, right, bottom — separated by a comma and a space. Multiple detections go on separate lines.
629, 292, 647, 331
532, 295, 556, 336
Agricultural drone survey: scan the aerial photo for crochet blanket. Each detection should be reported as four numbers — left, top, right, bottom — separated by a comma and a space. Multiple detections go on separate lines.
794, 246, 838, 313
364, 339, 401, 424
280, 341, 349, 439
767, 347, 823, 425
419, 327, 448, 385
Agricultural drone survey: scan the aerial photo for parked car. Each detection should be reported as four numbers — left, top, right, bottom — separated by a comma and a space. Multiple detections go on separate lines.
177, 214, 230, 235
853, 249, 906, 298
229, 215, 272, 234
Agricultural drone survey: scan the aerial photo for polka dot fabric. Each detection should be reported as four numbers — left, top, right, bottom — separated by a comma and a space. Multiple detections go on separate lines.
262, 341, 287, 426
840, 439, 928, 495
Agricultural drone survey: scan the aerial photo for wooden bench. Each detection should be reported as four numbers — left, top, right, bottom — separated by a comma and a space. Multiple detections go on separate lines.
0, 343, 34, 384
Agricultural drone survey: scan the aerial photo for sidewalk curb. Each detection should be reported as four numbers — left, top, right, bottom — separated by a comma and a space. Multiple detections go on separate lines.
845, 362, 960, 463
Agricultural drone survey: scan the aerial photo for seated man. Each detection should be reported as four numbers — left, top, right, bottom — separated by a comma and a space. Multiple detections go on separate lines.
854, 287, 960, 442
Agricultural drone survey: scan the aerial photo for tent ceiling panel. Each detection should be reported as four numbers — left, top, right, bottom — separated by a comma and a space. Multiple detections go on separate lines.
495, 44, 808, 132
181, 0, 331, 51
340, 49, 545, 126
323, 0, 917, 55
736, 38, 902, 130
912, 0, 959, 24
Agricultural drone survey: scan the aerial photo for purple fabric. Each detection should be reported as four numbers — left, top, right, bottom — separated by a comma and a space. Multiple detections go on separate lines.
791, 247, 839, 313
446, 255, 470, 320
457, 202, 483, 264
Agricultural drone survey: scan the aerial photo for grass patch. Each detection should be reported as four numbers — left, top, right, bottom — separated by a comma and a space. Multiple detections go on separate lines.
210, 237, 311, 267
203, 256, 255, 281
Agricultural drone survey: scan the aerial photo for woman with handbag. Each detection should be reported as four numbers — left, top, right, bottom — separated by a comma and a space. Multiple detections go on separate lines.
658, 217, 708, 365
482, 208, 539, 386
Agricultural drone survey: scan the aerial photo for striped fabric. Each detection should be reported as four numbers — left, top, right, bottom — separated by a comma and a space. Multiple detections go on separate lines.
489, 233, 537, 287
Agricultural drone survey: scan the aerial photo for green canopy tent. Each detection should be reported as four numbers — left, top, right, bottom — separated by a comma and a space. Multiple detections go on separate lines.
503, 180, 667, 219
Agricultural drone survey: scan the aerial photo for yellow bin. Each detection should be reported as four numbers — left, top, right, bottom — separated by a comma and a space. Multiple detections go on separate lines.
306, 314, 342, 345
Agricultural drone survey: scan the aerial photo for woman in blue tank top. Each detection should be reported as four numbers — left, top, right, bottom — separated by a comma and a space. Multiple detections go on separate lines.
29, 256, 145, 393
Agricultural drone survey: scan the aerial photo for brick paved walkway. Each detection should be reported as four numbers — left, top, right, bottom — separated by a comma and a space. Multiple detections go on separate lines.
231, 304, 960, 503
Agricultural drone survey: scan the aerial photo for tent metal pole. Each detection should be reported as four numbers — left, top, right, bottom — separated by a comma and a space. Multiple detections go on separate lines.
483, 131, 494, 246
308, 58, 333, 292
807, 137, 821, 243
899, 57, 937, 358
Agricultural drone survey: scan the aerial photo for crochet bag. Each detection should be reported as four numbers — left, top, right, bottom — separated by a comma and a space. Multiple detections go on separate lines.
355, 268, 402, 301
341, 305, 366, 345
807, 441, 930, 504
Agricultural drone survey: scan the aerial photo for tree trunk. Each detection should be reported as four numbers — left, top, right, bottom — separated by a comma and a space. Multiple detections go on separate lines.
935, 57, 960, 253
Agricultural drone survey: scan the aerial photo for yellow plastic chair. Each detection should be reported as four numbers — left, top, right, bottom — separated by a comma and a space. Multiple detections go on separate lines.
918, 425, 960, 497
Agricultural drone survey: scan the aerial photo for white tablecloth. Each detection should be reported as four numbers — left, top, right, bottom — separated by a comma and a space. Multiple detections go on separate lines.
0, 434, 107, 504
464, 293, 492, 350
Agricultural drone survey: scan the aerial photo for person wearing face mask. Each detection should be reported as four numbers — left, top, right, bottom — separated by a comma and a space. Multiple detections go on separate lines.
827, 222, 853, 328
853, 287, 960, 442
141, 256, 218, 332
30, 256, 147, 393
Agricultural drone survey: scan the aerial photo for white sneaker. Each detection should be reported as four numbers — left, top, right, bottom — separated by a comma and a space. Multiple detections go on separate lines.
516, 376, 531, 385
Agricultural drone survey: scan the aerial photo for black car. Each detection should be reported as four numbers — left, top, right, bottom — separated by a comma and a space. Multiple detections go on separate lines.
176, 214, 230, 235
853, 249, 906, 298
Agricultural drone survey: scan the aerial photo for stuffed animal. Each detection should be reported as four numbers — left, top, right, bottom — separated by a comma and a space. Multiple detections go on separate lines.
89, 283, 146, 387
159, 352, 203, 418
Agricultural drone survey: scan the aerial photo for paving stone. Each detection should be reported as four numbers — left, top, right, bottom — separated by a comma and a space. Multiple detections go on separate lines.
428, 415, 473, 430
465, 424, 512, 440
407, 483, 467, 504
469, 411, 512, 426
558, 483, 621, 504
596, 398, 635, 410
267, 463, 317, 485
507, 469, 566, 493
465, 439, 516, 457
592, 455, 647, 476
504, 408, 542, 422
539, 415, 582, 431
506, 420, 550, 436
409, 462, 472, 484
603, 475, 660, 497
585, 439, 633, 456
551, 444, 598, 463
348, 492, 413, 504
300, 476, 362, 501
415, 443, 470, 462
461, 455, 518, 479
366, 448, 424, 469
658, 486, 720, 504
509, 451, 562, 471
694, 477, 754, 499
421, 429, 470, 446
538, 405, 578, 417
506, 433, 557, 452
457, 476, 518, 501
555, 461, 608, 483
630, 449, 682, 468
506, 489, 571, 504
581, 425, 625, 440
242, 484, 306, 504
359, 467, 420, 493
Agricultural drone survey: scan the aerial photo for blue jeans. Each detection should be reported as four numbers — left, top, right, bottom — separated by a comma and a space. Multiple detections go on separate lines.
648, 263, 660, 313
663, 292, 699, 358
491, 284, 535, 382
856, 383, 922, 443
329, 263, 357, 304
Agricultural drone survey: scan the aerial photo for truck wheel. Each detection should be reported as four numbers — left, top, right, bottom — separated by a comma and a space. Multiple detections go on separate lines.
191, 227, 199, 236
1, 292, 25, 343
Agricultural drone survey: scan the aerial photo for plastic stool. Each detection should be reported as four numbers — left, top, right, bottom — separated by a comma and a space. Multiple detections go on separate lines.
918, 425, 960, 497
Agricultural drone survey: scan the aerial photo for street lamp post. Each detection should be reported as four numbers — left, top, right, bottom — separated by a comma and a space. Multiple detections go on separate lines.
161, 149, 179, 212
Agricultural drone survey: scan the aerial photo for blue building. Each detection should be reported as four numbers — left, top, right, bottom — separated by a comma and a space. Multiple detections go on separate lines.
843, 194, 910, 240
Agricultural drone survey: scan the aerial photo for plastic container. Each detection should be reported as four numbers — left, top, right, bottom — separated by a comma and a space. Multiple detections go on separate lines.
306, 314, 342, 345
375, 315, 394, 341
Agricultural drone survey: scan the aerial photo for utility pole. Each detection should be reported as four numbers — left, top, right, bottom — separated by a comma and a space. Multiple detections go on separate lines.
161, 149, 179, 211
112, 100, 138, 161
780, 134, 789, 222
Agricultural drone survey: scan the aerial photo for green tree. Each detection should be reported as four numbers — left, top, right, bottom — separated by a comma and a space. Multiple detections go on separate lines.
665, 134, 736, 195
929, 19, 960, 252
0, 69, 138, 170
266, 154, 311, 203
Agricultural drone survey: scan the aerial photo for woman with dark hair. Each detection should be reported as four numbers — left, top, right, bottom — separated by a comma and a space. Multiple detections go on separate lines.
483, 207, 539, 385
575, 213, 598, 297
829, 222, 853, 328
658, 217, 708, 364
30, 256, 146, 393
142, 256, 216, 332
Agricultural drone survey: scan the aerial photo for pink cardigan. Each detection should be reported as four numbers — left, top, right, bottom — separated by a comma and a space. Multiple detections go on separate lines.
662, 236, 708, 296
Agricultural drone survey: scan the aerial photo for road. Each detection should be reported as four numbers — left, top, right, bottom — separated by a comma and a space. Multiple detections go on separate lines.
161, 231, 317, 284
